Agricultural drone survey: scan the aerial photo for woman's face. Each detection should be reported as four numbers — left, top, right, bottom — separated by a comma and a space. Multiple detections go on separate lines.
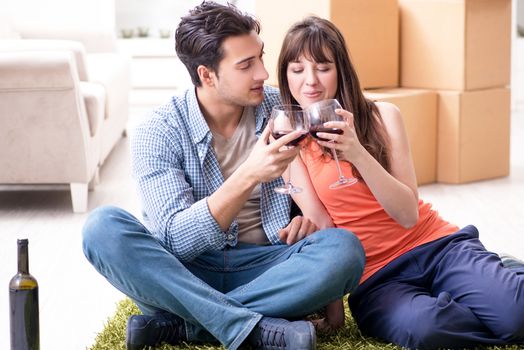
286, 53, 338, 108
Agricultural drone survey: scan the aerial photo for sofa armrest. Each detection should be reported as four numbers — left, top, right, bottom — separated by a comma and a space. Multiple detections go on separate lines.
16, 27, 118, 53
0, 39, 89, 81
0, 50, 80, 89
79, 82, 105, 137
0, 49, 100, 188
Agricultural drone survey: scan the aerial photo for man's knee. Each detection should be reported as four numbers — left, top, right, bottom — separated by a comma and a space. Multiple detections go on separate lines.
341, 230, 365, 261
320, 228, 365, 272
312, 228, 365, 289
82, 205, 129, 256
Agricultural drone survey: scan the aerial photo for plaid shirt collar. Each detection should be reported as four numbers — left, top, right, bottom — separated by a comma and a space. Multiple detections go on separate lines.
185, 87, 271, 147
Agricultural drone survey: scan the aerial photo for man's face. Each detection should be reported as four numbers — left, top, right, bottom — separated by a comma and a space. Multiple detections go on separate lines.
211, 31, 268, 107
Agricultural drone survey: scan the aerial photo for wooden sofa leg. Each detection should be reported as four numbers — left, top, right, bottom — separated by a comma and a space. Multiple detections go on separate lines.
70, 182, 88, 213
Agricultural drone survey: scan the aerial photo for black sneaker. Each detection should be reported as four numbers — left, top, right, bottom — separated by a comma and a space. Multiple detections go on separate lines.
247, 317, 316, 350
126, 313, 186, 350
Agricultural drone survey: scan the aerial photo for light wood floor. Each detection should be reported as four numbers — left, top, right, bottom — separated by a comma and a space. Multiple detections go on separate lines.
0, 105, 523, 350
0, 134, 137, 350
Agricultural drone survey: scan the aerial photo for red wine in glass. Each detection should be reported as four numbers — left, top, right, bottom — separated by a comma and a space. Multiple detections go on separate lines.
306, 99, 358, 189
269, 104, 307, 194
309, 126, 343, 142
272, 131, 308, 146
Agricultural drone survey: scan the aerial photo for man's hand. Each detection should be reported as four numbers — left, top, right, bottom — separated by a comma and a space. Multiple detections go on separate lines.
278, 216, 319, 245
241, 126, 302, 184
208, 126, 303, 232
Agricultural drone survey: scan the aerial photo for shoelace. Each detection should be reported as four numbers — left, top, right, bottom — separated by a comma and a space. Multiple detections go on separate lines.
258, 324, 287, 349
155, 319, 184, 344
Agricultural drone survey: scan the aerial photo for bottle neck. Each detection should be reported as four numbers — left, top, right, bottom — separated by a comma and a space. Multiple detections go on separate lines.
17, 240, 29, 274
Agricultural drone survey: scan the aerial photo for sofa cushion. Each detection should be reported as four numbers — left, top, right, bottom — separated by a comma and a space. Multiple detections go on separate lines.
86, 53, 130, 119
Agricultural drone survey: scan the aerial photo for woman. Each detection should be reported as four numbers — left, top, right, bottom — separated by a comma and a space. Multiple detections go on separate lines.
277, 16, 524, 349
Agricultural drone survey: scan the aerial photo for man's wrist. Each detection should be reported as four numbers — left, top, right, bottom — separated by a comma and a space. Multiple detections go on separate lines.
236, 162, 260, 188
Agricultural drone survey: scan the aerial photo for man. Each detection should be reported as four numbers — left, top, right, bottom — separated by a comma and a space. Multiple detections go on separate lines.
82, 2, 365, 350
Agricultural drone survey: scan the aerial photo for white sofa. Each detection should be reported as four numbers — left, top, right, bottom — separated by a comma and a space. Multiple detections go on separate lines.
0, 27, 130, 212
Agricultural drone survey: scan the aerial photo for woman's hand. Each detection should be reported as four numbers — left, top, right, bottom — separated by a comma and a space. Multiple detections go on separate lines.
278, 215, 319, 245
314, 108, 365, 164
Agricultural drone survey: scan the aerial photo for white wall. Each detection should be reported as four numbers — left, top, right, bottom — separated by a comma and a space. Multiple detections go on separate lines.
114, 0, 254, 38
518, 0, 524, 29
0, 0, 14, 36
7, 0, 115, 31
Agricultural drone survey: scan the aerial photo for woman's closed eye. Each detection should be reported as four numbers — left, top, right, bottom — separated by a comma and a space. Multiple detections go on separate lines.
288, 64, 331, 74
288, 64, 304, 74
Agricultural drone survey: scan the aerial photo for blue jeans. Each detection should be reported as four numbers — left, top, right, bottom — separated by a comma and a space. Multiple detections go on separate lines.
349, 225, 524, 349
82, 206, 365, 350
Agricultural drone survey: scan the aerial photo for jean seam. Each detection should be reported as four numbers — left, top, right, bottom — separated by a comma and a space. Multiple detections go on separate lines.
193, 273, 236, 308
188, 245, 294, 272
232, 237, 315, 296
92, 251, 238, 327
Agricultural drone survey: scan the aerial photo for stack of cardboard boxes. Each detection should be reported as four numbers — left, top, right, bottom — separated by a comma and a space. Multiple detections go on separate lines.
255, 0, 512, 185
399, 0, 512, 184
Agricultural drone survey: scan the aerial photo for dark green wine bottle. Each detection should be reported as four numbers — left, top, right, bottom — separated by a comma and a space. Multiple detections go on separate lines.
9, 239, 40, 350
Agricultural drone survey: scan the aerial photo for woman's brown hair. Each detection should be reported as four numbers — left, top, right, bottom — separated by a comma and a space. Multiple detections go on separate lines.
277, 16, 391, 177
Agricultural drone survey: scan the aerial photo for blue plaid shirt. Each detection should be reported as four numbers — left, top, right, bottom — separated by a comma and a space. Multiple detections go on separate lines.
131, 86, 292, 261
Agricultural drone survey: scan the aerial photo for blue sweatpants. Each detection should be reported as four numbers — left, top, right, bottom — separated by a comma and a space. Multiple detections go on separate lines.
349, 225, 524, 349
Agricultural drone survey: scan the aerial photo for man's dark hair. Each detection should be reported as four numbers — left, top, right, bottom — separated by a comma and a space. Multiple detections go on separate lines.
175, 1, 260, 87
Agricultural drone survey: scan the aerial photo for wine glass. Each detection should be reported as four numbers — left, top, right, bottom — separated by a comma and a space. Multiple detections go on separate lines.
306, 99, 358, 189
268, 104, 308, 194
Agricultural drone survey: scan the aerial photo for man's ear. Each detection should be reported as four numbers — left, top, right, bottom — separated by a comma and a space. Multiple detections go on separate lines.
197, 65, 216, 87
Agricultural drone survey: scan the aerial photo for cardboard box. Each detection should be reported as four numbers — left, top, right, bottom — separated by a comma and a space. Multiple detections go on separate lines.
437, 88, 510, 183
364, 88, 438, 185
255, 0, 399, 89
399, 0, 511, 90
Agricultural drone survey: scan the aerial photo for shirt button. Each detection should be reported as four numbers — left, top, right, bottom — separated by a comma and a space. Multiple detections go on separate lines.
227, 234, 235, 241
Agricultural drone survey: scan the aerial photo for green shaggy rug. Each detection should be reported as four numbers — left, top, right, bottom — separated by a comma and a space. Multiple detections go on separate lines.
89, 298, 522, 350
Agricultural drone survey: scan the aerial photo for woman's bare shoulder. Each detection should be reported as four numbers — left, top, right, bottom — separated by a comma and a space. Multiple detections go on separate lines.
374, 101, 401, 119
372, 101, 404, 131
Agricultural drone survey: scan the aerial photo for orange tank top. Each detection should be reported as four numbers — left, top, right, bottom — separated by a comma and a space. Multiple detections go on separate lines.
302, 143, 459, 283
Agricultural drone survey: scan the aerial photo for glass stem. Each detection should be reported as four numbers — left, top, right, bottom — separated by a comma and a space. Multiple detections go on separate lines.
287, 164, 293, 189
331, 148, 345, 181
